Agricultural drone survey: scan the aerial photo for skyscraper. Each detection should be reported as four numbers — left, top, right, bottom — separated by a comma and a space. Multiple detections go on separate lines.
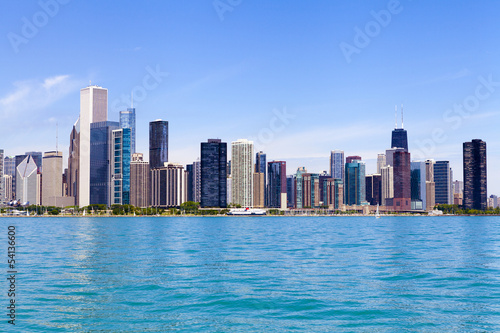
41, 151, 63, 206
130, 153, 150, 208
149, 120, 168, 169
255, 151, 267, 205
201, 139, 227, 208
393, 150, 411, 211
286, 175, 295, 208
79, 85, 108, 207
330, 150, 344, 181
111, 128, 131, 205
253, 172, 265, 208
377, 153, 386, 174
231, 139, 254, 207
25, 151, 42, 173
16, 155, 40, 205
68, 120, 80, 204
365, 174, 381, 206
434, 161, 452, 205
381, 165, 394, 207
120, 107, 136, 154
391, 106, 408, 151
344, 159, 366, 206
151, 163, 187, 208
268, 161, 286, 208
294, 167, 307, 208
463, 139, 487, 210
90, 121, 119, 206
0, 149, 3, 205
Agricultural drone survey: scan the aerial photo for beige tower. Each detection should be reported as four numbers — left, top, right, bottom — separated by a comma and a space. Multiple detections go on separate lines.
231, 139, 254, 207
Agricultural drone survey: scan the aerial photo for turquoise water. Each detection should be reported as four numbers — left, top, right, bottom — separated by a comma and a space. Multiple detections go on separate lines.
2, 216, 500, 332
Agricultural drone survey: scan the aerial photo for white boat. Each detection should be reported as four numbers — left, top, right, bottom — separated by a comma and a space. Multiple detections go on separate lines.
375, 204, 381, 219
227, 207, 266, 216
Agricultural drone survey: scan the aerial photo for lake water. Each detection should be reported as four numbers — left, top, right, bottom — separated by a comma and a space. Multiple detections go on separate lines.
2, 216, 500, 332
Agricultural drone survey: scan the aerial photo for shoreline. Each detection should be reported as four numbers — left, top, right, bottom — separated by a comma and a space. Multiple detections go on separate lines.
1, 214, 499, 218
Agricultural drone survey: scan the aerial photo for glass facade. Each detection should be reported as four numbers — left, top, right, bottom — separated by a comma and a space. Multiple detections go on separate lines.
149, 120, 168, 169
256, 151, 267, 205
90, 121, 119, 206
267, 161, 286, 208
201, 139, 227, 208
345, 160, 366, 206
120, 108, 136, 154
463, 140, 487, 210
391, 128, 408, 151
434, 161, 451, 205
330, 150, 344, 181
393, 151, 411, 211
112, 128, 131, 205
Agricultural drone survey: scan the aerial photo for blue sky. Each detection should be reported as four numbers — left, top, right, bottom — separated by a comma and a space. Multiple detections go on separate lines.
1, 0, 500, 194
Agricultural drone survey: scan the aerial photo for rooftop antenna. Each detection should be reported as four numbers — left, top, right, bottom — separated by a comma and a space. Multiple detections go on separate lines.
401, 104, 404, 129
395, 105, 398, 128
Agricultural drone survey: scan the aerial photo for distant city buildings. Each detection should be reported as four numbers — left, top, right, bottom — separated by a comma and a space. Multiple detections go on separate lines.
344, 158, 366, 206
330, 150, 344, 182
434, 161, 453, 205
16, 155, 40, 205
463, 139, 487, 210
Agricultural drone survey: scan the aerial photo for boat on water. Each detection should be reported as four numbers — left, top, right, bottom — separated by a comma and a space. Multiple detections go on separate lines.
227, 207, 267, 216
375, 204, 381, 219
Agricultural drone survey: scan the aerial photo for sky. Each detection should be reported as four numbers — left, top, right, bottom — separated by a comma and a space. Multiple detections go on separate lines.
1, 0, 500, 194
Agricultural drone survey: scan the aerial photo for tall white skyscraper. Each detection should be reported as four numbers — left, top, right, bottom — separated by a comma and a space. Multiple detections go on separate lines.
330, 150, 344, 181
16, 155, 40, 205
377, 153, 386, 174
41, 151, 63, 206
78, 85, 108, 207
231, 139, 254, 207
381, 165, 394, 206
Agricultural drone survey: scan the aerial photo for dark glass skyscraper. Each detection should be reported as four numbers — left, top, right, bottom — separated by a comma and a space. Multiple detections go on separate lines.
90, 121, 119, 206
267, 161, 286, 208
391, 129, 408, 151
463, 139, 487, 210
201, 139, 227, 208
149, 120, 168, 169
120, 107, 136, 154
434, 161, 452, 205
256, 151, 267, 205
393, 151, 411, 211
345, 159, 366, 206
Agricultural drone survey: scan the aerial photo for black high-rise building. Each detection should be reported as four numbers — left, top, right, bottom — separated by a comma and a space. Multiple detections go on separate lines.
463, 139, 487, 210
267, 161, 286, 208
149, 120, 168, 169
256, 151, 267, 205
201, 139, 227, 208
391, 128, 408, 151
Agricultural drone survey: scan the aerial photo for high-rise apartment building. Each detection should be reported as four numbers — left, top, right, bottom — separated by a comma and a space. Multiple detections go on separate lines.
377, 153, 386, 174
268, 161, 286, 208
201, 139, 227, 208
151, 162, 187, 208
120, 107, 136, 154
149, 120, 168, 169
130, 153, 150, 208
78, 85, 108, 207
111, 128, 131, 205
286, 175, 295, 208
90, 121, 119, 206
393, 151, 411, 211
381, 165, 394, 206
231, 139, 254, 207
463, 139, 487, 210
330, 150, 344, 182
302, 173, 320, 208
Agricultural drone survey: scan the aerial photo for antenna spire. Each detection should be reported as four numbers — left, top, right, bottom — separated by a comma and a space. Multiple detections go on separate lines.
395, 105, 398, 128
401, 104, 404, 129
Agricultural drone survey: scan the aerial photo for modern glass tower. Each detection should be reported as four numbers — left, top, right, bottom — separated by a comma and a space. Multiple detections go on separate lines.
393, 151, 411, 211
111, 128, 131, 205
149, 120, 168, 169
434, 161, 452, 205
120, 107, 136, 154
201, 139, 227, 208
90, 121, 119, 206
344, 159, 366, 206
267, 161, 286, 208
330, 150, 344, 182
463, 139, 487, 210
256, 151, 267, 205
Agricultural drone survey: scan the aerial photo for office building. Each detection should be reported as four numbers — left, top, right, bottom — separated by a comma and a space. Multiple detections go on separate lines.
463, 139, 487, 210
377, 153, 386, 174
294, 167, 307, 208
67, 120, 80, 204
16, 155, 40, 205
268, 161, 286, 209
323, 178, 344, 210
3, 175, 12, 203
391, 107, 408, 151
253, 172, 265, 208
366, 174, 381, 206
452, 180, 463, 194
120, 107, 136, 154
255, 151, 267, 205
41, 151, 63, 206
111, 128, 131, 205
149, 120, 168, 169
78, 85, 108, 207
302, 173, 320, 208
346, 155, 361, 164
381, 165, 394, 207
90, 121, 119, 206
330, 150, 344, 181
345, 159, 367, 206
0, 149, 3, 205
393, 150, 411, 211
151, 162, 187, 208
434, 161, 452, 205
130, 153, 150, 208
231, 139, 254, 207
201, 139, 227, 208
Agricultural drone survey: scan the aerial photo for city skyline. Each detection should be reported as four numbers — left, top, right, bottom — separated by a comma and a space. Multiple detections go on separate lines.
1, 1, 500, 194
